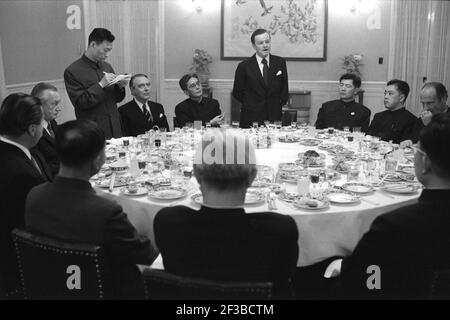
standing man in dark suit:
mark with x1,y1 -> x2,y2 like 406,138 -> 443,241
0,93 -> 45,298
154,130 -> 298,298
25,120 -> 157,298
64,28 -> 128,139
325,113 -> 450,299
232,28 -> 289,128
30,82 -> 62,179
119,74 -> 169,136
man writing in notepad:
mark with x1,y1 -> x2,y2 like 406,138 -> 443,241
64,28 -> 129,139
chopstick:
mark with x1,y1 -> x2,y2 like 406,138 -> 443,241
361,198 -> 379,206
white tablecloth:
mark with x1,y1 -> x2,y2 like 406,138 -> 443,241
96,138 -> 419,267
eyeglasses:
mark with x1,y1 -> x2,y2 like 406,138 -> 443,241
411,145 -> 427,156
187,81 -> 201,89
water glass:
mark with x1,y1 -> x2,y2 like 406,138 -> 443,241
328,127 -> 335,134
347,166 -> 360,181
385,158 -> 397,172
274,121 -> 282,129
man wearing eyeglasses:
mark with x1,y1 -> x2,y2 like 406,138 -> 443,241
401,82 -> 449,147
324,112 -> 450,299
175,73 -> 223,128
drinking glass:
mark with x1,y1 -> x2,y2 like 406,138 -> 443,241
328,127 -> 335,134
253,122 -> 259,129
274,121 -> 282,129
232,121 -> 239,128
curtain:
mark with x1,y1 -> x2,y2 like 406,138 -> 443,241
84,0 -> 160,101
390,0 -> 450,116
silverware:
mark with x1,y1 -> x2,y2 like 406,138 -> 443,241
378,191 -> 395,199
109,173 -> 116,193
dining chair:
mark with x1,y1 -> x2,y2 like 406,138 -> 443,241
142,268 -> 273,300
11,228 -> 113,299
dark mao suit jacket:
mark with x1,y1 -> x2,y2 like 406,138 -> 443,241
119,99 -> 169,137
232,54 -> 289,128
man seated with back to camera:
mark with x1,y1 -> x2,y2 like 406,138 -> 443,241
25,120 -> 158,298
324,112 -> 450,299
154,129 -> 299,298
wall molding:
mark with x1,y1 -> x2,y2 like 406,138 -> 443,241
161,79 -> 386,126
5,78 -> 76,124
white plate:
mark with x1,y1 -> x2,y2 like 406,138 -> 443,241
191,190 -> 265,205
278,192 -> 300,203
95,178 -> 129,188
293,198 -> 329,210
299,139 -> 322,146
381,184 -> 420,194
327,192 -> 360,204
342,183 -> 374,194
279,136 -> 300,143
120,187 -> 148,196
148,188 -> 187,200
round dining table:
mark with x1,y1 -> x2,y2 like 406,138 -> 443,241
94,128 -> 420,267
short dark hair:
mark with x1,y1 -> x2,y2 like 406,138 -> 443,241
30,82 -> 58,100
55,120 -> 105,168
387,79 -> 410,102
422,82 -> 448,101
179,73 -> 198,91
129,73 -> 149,89
251,29 -> 269,44
0,93 -> 42,137
420,112 -> 450,178
88,28 -> 115,45
339,73 -> 362,88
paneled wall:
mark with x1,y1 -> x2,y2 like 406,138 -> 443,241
161,80 -> 387,130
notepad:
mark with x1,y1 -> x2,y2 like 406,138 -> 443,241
106,74 -> 131,86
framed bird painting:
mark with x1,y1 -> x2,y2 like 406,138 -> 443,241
221,0 -> 328,61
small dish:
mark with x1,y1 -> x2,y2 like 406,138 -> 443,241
342,182 -> 374,194
120,187 -> 148,196
381,184 -> 420,194
293,197 -> 329,210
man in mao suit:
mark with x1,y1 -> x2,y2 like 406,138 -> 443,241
30,82 -> 63,179
232,28 -> 289,128
119,74 -> 169,136
64,28 -> 127,139
0,93 -> 46,298
324,113 -> 450,299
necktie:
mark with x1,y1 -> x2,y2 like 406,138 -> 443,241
262,58 -> 269,86
143,103 -> 153,123
47,125 -> 55,139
